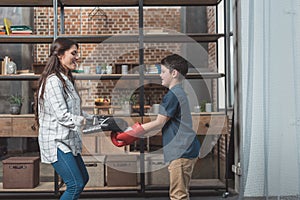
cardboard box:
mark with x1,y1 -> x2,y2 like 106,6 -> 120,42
106,155 -> 138,186
2,156 -> 40,189
83,155 -> 105,188
145,154 -> 169,185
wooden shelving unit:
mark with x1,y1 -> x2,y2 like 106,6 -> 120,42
0,0 -> 231,197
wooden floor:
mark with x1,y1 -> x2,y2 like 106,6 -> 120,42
0,182 -> 55,192
0,182 -> 142,192
0,179 -> 226,192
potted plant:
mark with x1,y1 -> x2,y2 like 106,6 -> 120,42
200,100 -> 207,112
7,94 -> 23,115
119,94 -> 138,115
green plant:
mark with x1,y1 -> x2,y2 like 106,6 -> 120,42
7,94 -> 24,106
200,100 -> 207,112
130,94 -> 137,106
120,94 -> 137,106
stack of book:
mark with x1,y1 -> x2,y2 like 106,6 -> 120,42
146,64 -> 161,74
3,18 -> 33,35
10,25 -> 33,35
0,25 -> 5,35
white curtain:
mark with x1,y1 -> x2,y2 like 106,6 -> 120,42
240,0 -> 300,198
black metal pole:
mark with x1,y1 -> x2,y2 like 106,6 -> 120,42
138,0 -> 145,194
53,0 -> 57,39
60,5 -> 65,34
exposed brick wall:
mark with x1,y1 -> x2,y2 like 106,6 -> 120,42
33,7 -> 181,108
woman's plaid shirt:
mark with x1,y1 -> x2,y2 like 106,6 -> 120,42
38,73 -> 84,164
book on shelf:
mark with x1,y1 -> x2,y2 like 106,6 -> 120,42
10,25 -> 33,34
3,18 -> 33,35
3,18 -> 11,35
0,25 -> 5,35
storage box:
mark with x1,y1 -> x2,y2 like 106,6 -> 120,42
97,135 -> 126,155
83,155 -> 105,188
82,135 -> 98,155
2,156 -> 40,189
106,155 -> 138,186
145,154 -> 169,185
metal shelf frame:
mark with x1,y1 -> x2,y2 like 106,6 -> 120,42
0,0 -> 231,197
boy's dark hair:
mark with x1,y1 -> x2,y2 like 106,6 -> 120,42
160,54 -> 188,79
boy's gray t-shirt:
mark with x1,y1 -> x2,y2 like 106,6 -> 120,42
159,84 -> 201,163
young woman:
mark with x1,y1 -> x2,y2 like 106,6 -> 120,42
35,38 -> 90,200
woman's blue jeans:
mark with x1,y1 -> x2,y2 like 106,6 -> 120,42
52,149 -> 89,200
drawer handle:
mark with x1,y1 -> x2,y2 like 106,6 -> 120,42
31,124 -> 36,131
9,165 -> 27,169
85,163 -> 97,167
205,123 -> 210,128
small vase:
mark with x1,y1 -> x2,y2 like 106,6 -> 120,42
10,104 -> 21,115
122,101 -> 132,115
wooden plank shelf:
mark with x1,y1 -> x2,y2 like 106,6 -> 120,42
59,33 -> 224,43
59,34 -> 138,44
0,35 -> 54,43
0,73 -> 224,81
59,0 -> 221,7
0,0 -> 53,7
0,34 -> 223,44
0,33 -> 224,44
144,33 -> 224,43
0,0 -> 220,7
72,73 -> 225,80
0,74 -> 40,80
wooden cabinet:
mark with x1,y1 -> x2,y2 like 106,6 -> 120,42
0,115 -> 37,137
193,114 -> 228,135
143,114 -> 228,136
12,117 -> 37,137
0,118 -> 12,136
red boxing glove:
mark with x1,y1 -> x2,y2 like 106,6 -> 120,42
110,131 -> 126,147
116,122 -> 145,145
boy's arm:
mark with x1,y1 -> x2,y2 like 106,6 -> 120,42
111,114 -> 169,146
142,114 -> 169,134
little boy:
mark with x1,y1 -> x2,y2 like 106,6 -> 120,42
111,54 -> 200,200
